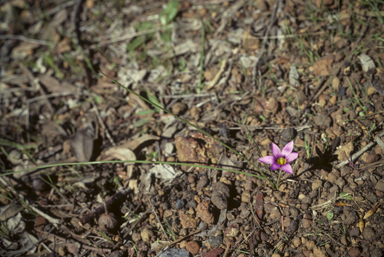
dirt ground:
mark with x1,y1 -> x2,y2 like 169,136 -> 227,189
1,0 -> 384,257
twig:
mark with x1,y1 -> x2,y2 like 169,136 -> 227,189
149,198 -> 170,241
162,93 -> 216,99
336,130 -> 384,168
206,59 -> 227,90
90,102 -> 116,146
0,35 -> 52,46
0,176 -> 61,227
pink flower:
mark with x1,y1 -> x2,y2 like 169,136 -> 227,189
258,141 -> 298,174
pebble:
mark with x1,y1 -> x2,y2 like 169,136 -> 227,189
305,239 -> 315,249
208,235 -> 223,248
309,190 -> 318,198
164,210 -> 173,218
335,177 -> 346,188
243,180 -> 253,191
140,227 -> 153,242
196,176 -> 209,189
172,102 -> 186,116
227,212 -> 235,221
312,179 -> 322,190
269,207 -> 281,221
340,234 -> 347,245
281,128 -> 297,141
260,138 -> 271,146
188,174 -> 196,183
186,200 -> 197,208
179,211 -> 197,229
287,220 -> 299,234
271,254 -> 281,257
179,240 -> 188,248
240,209 -> 251,219
347,247 -> 361,257
109,250 -> 124,257
342,210 -> 357,225
186,241 -> 200,255
302,219 -> 312,229
362,227 -> 375,241
301,196 -> 312,204
327,173 -> 338,184
197,221 -> 207,231
161,203 -> 170,210
159,248 -> 190,257
211,182 -> 230,209
375,179 -> 384,192
283,217 -> 291,227
301,203 -> 309,210
293,237 -> 301,247
366,153 -> 379,164
312,246 -> 327,257
289,207 -> 299,217
241,191 -> 250,203
175,199 -> 185,209
132,232 -> 141,243
298,193 -> 306,200
313,114 -> 332,127
349,227 -> 360,237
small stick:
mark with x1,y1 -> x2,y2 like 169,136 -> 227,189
0,35 -> 52,46
336,130 -> 384,168
0,177 -> 61,226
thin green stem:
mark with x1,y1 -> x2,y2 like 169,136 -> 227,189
1,160 -> 267,180
103,74 -> 274,188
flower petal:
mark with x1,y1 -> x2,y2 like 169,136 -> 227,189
271,143 -> 282,158
258,156 -> 275,164
286,152 -> 298,162
281,164 -> 293,174
271,162 -> 280,171
282,141 -> 294,157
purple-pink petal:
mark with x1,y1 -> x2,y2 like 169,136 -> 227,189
258,156 -> 275,164
270,162 -> 281,171
286,152 -> 298,162
281,141 -> 294,157
271,143 -> 282,158
281,163 -> 293,174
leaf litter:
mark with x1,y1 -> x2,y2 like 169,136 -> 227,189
0,0 -> 384,257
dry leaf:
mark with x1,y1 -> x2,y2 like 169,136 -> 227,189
39,74 -> 78,93
70,128 -> 94,162
41,121 -> 67,137
313,54 -> 334,76
358,54 -> 375,72
0,205 -> 24,221
358,216 -> 364,233
120,135 -> 160,151
97,146 -> 136,178
289,65 -> 300,87
363,201 -> 381,219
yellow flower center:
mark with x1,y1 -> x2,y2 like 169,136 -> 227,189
276,157 -> 287,165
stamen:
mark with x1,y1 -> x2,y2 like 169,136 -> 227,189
276,157 -> 287,165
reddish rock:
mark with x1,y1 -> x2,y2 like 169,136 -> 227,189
348,247 -> 361,257
196,201 -> 214,224
186,241 -> 200,255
